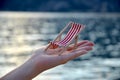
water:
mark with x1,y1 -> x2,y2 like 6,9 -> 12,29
0,12 -> 120,80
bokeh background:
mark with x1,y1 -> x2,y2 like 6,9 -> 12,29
0,0 -> 120,80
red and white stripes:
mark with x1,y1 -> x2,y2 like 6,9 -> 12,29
53,22 -> 84,46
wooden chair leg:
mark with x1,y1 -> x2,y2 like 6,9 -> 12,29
44,43 -> 51,51
58,46 -> 66,56
55,34 -> 62,42
74,35 -> 78,49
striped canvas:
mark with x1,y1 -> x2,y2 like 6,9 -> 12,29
51,22 -> 84,47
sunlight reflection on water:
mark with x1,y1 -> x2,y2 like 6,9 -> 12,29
0,12 -> 120,80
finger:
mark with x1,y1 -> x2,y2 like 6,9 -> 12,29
67,40 -> 89,51
75,46 -> 93,51
62,45 -> 93,55
77,40 -> 90,47
59,50 -> 88,64
68,50 -> 88,60
58,46 -> 93,64
67,41 -> 94,51
69,40 -> 89,47
78,41 -> 94,47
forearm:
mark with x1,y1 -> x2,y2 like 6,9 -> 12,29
1,59 -> 43,80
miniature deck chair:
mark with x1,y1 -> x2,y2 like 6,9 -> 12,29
45,21 -> 85,55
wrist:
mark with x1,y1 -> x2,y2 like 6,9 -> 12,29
1,58 -> 43,80
17,58 -> 43,79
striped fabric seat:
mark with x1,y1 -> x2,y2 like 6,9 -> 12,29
51,22 -> 84,46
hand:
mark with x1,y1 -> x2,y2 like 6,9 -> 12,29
29,40 -> 94,77
1,40 -> 94,80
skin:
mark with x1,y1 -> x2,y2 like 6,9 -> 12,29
1,40 -> 94,80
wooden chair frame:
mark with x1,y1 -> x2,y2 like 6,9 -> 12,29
45,21 -> 85,55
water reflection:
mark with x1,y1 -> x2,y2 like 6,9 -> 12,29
0,12 -> 120,80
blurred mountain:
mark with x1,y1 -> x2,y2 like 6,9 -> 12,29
0,0 -> 120,12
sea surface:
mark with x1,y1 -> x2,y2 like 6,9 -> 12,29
0,12 -> 120,80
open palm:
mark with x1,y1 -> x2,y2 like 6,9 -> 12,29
31,40 -> 94,72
